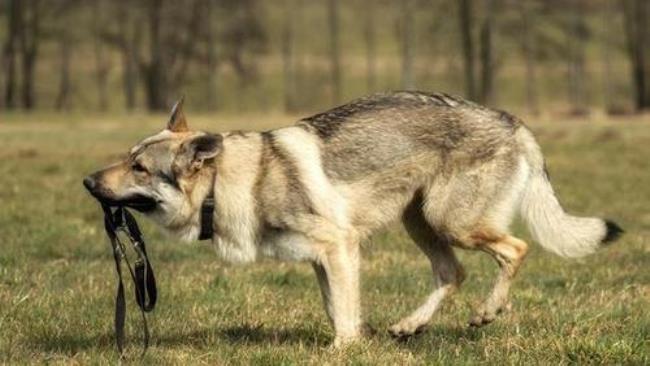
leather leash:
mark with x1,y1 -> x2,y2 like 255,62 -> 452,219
99,196 -> 214,357
101,204 -> 157,358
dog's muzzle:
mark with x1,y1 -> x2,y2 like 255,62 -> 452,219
83,175 -> 157,213
83,175 -> 98,192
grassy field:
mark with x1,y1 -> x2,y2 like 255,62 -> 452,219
0,112 -> 648,365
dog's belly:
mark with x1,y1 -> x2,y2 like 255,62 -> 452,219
259,230 -> 322,262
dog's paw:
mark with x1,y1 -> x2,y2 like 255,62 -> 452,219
468,311 -> 496,327
332,335 -> 360,348
388,320 -> 426,339
468,302 -> 511,327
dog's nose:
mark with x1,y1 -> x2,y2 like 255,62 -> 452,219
83,176 -> 96,192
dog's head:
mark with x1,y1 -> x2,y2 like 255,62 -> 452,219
84,98 -> 222,238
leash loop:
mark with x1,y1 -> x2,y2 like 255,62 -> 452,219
97,191 -> 212,357
101,204 -> 157,358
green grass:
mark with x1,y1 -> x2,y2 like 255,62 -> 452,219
0,112 -> 648,364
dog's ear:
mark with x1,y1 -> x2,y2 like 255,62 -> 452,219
167,96 -> 189,132
177,134 -> 223,172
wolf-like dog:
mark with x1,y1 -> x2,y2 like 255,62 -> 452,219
84,91 -> 622,346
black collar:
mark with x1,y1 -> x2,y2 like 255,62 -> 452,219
198,194 -> 214,240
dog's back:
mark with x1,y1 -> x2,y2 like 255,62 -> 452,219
294,92 -> 526,237
297,91 -> 522,182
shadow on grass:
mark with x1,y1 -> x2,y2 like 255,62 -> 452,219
393,324 -> 487,350
29,332 -> 114,355
219,323 -> 329,346
30,323 -> 329,355
155,323 -> 329,347
31,323 -> 478,354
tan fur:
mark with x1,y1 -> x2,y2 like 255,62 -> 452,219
85,93 -> 621,347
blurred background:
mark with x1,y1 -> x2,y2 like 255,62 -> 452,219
1,2 -> 649,363
0,0 -> 649,117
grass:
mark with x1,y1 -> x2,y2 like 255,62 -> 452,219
0,112 -> 648,364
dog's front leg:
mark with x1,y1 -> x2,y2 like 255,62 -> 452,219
312,262 -> 333,324
313,240 -> 361,347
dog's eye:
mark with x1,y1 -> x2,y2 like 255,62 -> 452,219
131,162 -> 148,174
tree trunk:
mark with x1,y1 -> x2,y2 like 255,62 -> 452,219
601,0 -> 615,113
94,45 -> 110,112
93,0 -> 110,112
327,0 -> 341,104
478,0 -> 495,104
122,34 -> 139,111
20,0 -> 39,110
3,0 -> 21,109
282,0 -> 295,112
567,0 -> 588,115
622,0 -> 650,110
205,0 -> 218,110
400,0 -> 415,89
55,36 -> 72,110
124,8 -> 140,111
363,0 -> 376,92
143,0 -> 167,111
458,0 -> 476,100
168,0 -> 202,92
519,0 -> 538,115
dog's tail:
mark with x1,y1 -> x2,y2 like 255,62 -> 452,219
517,128 -> 623,258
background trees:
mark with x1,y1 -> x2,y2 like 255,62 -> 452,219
0,0 -> 647,114
622,0 -> 650,110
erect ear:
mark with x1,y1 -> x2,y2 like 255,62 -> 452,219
167,96 -> 189,132
178,134 -> 223,171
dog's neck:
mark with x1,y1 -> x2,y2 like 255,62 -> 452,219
162,163 -> 218,242
209,132 -> 265,263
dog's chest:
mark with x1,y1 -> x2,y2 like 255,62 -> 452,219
259,230 -> 321,262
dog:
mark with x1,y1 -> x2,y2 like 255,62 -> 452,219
84,91 -> 622,346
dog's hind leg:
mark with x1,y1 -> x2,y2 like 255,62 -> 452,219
467,229 -> 528,327
388,198 -> 465,338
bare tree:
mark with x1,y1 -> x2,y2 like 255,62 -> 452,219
363,0 -> 377,92
204,0 -> 218,110
100,0 -> 141,110
600,0 -> 617,113
52,1 -> 78,111
399,0 -> 415,89
55,32 -> 72,110
479,0 -> 495,104
92,0 -> 110,111
294,0 -> 306,109
622,0 -> 650,110
458,0 -> 476,100
220,0 -> 267,84
566,0 -> 588,115
3,0 -> 21,109
141,0 -> 167,111
135,0 -> 203,110
20,0 -> 40,109
327,0 -> 341,104
519,0 -> 539,115
282,0 -> 296,111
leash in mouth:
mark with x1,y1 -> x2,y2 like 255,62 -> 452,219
94,196 -> 214,358
101,204 -> 157,358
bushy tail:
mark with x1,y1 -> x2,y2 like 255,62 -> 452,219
517,128 -> 622,258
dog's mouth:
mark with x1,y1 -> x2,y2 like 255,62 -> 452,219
84,177 -> 157,213
91,191 -> 157,213
105,194 -> 157,213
